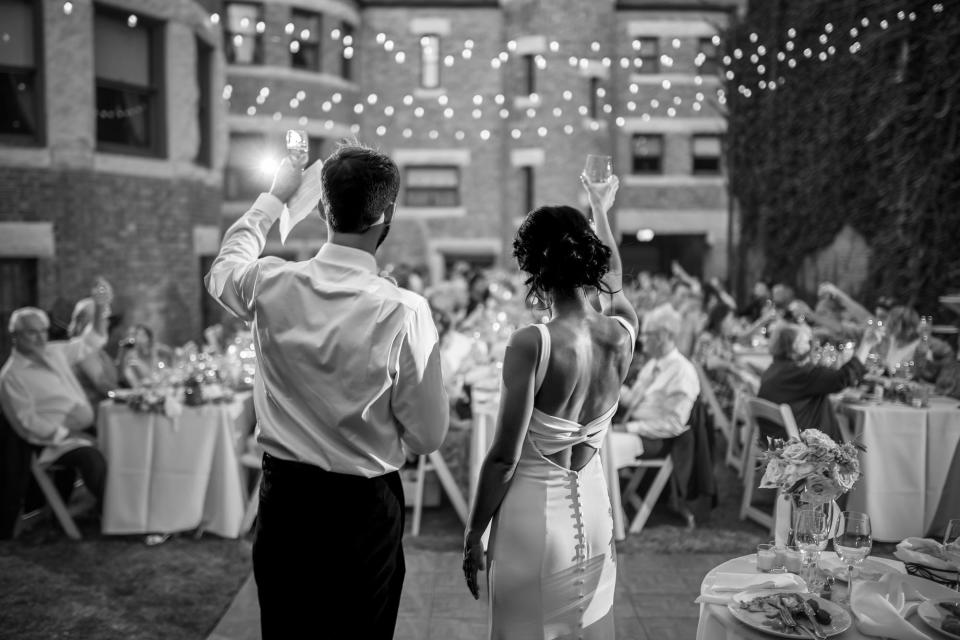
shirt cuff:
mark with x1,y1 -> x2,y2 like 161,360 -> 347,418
253,193 -> 285,222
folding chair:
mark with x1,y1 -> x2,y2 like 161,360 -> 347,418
409,451 -> 468,536
25,454 -> 82,540
738,397 -> 799,532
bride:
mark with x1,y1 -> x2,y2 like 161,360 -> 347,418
463,175 -> 638,639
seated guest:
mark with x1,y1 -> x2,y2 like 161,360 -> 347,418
693,303 -> 759,407
68,298 -> 119,408
117,323 -> 169,388
617,304 -> 701,457
0,281 -> 113,512
758,322 -> 881,442
875,305 -> 954,381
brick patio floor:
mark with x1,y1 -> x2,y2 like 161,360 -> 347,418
208,548 -> 729,640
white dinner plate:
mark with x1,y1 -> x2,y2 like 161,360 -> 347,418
728,589 -> 852,638
918,599 -> 960,639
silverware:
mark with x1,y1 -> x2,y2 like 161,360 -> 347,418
777,597 -> 817,639
799,598 -> 828,640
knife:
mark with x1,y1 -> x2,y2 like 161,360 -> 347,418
799,598 -> 828,640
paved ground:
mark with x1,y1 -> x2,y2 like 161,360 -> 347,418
208,548 -> 728,640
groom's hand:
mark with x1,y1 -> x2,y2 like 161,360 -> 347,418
268,157 -> 304,204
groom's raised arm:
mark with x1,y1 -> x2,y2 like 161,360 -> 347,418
206,158 -> 303,320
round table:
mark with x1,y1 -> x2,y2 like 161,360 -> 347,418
695,552 -> 940,640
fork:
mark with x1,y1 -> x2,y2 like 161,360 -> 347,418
777,598 -> 817,639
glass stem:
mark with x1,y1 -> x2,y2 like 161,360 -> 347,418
848,564 -> 854,600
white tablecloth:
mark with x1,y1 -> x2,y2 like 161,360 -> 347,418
841,396 -> 960,542
696,553 -> 953,640
98,395 -> 255,538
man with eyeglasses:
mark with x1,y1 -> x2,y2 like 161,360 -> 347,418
0,281 -> 112,535
616,303 -> 700,457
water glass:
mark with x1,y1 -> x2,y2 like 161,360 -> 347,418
834,511 -> 873,605
582,154 -> 613,184
795,509 -> 831,590
757,543 -> 781,573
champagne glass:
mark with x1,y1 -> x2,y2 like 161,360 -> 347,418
794,508 -> 831,591
945,519 -> 960,590
582,154 -> 613,184
833,511 -> 872,605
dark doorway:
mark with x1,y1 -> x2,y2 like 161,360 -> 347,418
620,233 -> 707,281
0,258 -> 39,363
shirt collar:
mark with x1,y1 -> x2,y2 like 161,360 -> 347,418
314,243 -> 379,274
653,347 -> 681,368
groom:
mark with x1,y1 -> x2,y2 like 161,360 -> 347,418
206,142 -> 449,638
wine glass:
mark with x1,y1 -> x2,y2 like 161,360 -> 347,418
582,154 -> 613,184
946,519 -> 960,590
833,511 -> 872,605
794,508 -> 831,591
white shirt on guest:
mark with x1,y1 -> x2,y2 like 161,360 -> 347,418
205,194 -> 449,478
619,346 -> 700,439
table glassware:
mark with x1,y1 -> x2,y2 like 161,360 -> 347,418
946,518 -> 960,591
582,154 -> 613,184
795,508 -> 831,591
833,511 -> 872,605
757,543 -> 780,572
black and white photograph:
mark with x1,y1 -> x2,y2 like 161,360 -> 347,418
1,0 -> 959,638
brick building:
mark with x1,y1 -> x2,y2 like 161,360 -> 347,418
216,0 -> 739,283
0,0 -> 740,357
0,0 -> 225,357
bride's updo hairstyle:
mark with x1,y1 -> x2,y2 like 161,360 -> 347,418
513,205 -> 612,304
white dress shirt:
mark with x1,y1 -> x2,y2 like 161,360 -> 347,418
619,347 -> 700,439
206,194 -> 449,477
0,327 -> 105,462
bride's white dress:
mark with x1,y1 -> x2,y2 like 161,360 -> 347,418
488,321 -> 631,640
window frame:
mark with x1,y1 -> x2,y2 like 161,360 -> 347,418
521,165 -> 534,215
631,134 -> 664,174
224,2 -> 264,66
691,134 -> 722,175
403,165 -> 461,208
224,131 -> 272,202
93,5 -> 166,157
523,53 -> 536,95
632,37 -> 660,74
0,0 -> 44,146
290,8 -> 322,71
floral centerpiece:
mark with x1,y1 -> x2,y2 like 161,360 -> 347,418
759,428 -> 863,504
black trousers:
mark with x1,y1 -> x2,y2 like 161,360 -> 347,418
252,453 -> 406,640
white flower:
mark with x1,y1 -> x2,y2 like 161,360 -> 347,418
800,429 -> 837,449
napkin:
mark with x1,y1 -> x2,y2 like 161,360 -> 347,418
850,573 -> 931,640
696,572 -> 805,604
279,160 -> 325,244
895,537 -> 960,571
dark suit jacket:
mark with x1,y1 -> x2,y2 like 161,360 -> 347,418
758,356 -> 866,442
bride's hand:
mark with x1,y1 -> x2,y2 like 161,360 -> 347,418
463,532 -> 486,600
580,174 -> 619,219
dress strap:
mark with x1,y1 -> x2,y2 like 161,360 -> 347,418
612,316 -> 637,354
533,324 -> 551,393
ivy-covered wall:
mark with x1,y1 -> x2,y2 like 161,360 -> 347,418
724,0 -> 960,315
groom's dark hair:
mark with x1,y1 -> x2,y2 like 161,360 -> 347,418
320,140 -> 399,233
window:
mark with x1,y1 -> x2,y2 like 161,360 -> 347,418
631,134 -> 663,174
632,37 -> 659,74
290,9 -> 321,71
224,3 -> 263,65
692,135 -> 722,174
0,0 -> 41,143
404,166 -> 460,207
588,77 -> 600,119
521,166 -> 534,215
224,132 -> 274,201
340,21 -> 355,80
308,136 -> 325,165
420,35 -> 440,89
195,37 -> 213,166
697,37 -> 720,75
0,258 -> 38,363
523,54 -> 536,95
94,7 -> 164,155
